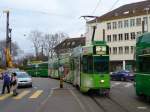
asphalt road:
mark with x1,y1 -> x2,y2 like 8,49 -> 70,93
0,78 -> 150,112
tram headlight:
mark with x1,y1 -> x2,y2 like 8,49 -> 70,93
100,80 -> 105,83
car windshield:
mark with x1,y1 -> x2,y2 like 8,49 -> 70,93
17,73 -> 30,78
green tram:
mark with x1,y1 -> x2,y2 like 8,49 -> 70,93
49,41 -> 110,94
25,62 -> 48,77
135,33 -> 150,98
49,57 -> 59,78
71,41 -> 110,93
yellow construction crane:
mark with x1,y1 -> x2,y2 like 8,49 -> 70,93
3,10 -> 13,68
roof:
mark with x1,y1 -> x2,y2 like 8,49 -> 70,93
88,0 -> 150,23
54,37 -> 86,54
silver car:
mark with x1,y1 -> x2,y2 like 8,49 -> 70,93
15,72 -> 32,87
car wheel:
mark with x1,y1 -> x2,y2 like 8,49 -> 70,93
30,85 -> 32,88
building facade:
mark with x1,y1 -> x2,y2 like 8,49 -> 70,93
86,0 -> 150,71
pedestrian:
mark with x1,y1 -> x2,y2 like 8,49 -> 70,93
1,71 -> 10,94
11,73 -> 18,96
59,65 -> 64,77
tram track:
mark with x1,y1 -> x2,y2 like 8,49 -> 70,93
90,95 -> 130,112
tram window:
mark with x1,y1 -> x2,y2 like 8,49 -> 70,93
88,56 -> 93,73
139,57 -> 150,73
82,56 -> 88,73
141,37 -> 150,43
82,56 -> 93,73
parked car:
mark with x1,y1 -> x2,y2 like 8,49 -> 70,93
111,70 -> 134,81
15,71 -> 32,87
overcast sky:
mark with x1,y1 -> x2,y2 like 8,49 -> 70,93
0,0 -> 145,55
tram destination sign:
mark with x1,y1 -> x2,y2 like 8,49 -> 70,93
96,46 -> 106,55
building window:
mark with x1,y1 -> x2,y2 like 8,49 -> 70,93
130,19 -> 135,27
107,35 -> 111,42
125,33 -> 129,40
137,31 -> 142,36
113,47 -> 117,54
118,21 -> 123,28
125,46 -> 129,54
131,46 -> 134,54
136,18 -> 141,26
124,20 -> 129,28
131,32 -> 135,40
112,22 -> 117,29
109,48 -> 111,54
107,23 -> 111,30
118,34 -> 123,41
119,47 -> 123,54
143,17 -> 148,25
113,34 -> 117,41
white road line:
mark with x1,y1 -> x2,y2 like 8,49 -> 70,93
51,87 -> 59,90
137,106 -> 147,110
111,82 -> 121,87
36,89 -> 54,112
33,87 -> 38,89
124,83 -> 133,88
70,90 -> 87,112
41,89 -> 53,105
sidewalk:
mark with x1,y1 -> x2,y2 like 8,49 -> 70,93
36,86 -> 85,112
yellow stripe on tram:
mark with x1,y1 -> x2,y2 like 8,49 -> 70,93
0,92 -> 13,100
29,90 -> 43,99
13,90 -> 30,100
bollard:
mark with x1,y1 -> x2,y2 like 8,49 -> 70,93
60,77 -> 63,88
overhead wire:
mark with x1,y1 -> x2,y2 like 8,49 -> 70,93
108,0 -> 120,12
91,0 -> 102,15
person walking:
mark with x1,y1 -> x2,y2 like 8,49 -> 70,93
1,72 -> 10,94
11,73 -> 18,96
59,65 -> 64,88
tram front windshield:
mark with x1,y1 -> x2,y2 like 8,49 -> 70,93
82,55 -> 109,74
93,56 -> 109,73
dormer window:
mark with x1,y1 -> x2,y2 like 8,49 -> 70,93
115,13 -> 118,16
144,7 -> 150,11
123,11 -> 129,15
132,10 -> 135,14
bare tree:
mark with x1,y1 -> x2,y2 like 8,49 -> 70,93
43,32 -> 68,58
28,30 -> 43,58
29,30 -> 68,59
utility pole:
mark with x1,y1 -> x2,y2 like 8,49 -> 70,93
3,10 -> 12,67
4,10 -> 12,52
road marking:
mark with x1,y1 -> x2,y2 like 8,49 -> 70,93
111,82 -> 121,87
36,89 -> 54,112
137,106 -> 147,110
13,90 -> 30,100
29,90 -> 43,99
70,90 -> 87,112
124,83 -> 133,88
33,87 -> 38,89
0,93 -> 13,100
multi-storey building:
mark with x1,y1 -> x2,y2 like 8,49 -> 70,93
86,0 -> 150,71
